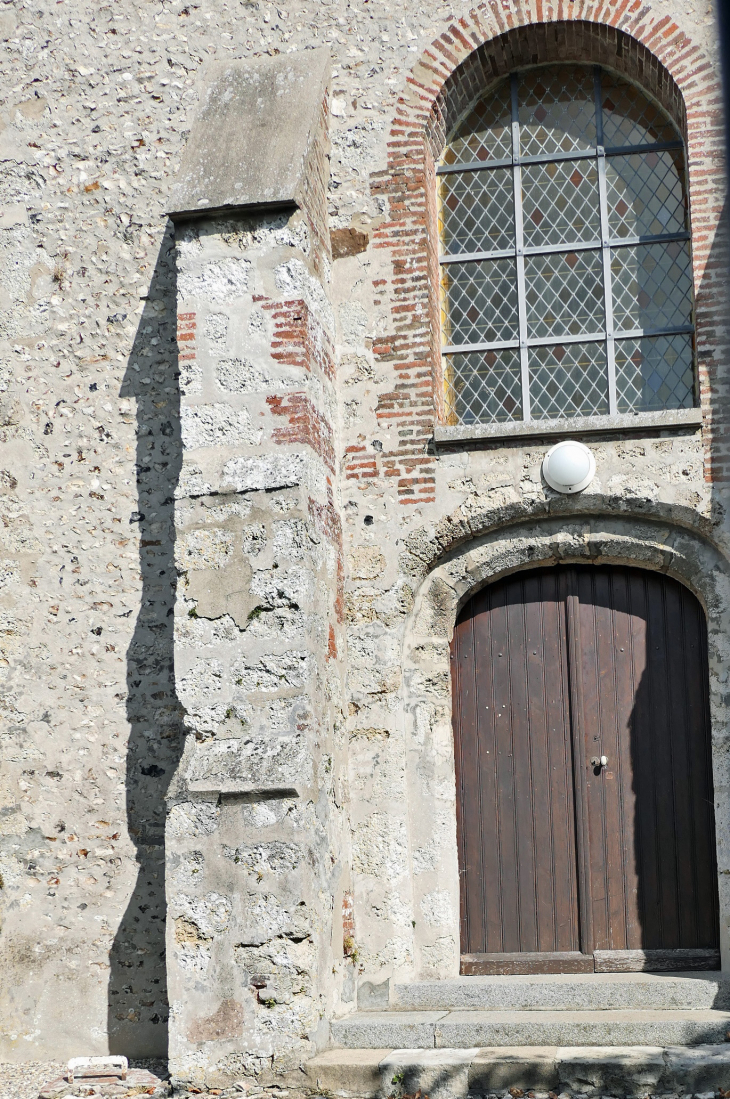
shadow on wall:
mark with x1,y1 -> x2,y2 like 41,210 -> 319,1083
107,221 -> 184,1058
571,568 -> 720,954
627,585 -> 719,949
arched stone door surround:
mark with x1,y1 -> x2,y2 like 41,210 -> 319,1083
400,509 -> 730,978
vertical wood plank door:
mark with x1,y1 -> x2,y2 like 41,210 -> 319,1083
452,565 -> 719,975
452,569 -> 583,965
575,567 -> 719,956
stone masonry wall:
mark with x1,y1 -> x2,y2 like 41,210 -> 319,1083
0,0 -> 726,1083
166,205 -> 348,1090
335,0 -> 730,1003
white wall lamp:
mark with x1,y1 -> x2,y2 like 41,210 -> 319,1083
542,439 -> 596,494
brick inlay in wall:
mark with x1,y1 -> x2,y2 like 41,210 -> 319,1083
371,5 -> 727,488
263,297 -> 335,382
268,391 -> 335,473
177,311 -> 196,363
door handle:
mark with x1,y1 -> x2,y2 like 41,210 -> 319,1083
590,755 -> 608,769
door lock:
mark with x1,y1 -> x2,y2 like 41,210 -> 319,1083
590,755 -> 608,769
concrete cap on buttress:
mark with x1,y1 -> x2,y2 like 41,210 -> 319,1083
168,47 -> 331,219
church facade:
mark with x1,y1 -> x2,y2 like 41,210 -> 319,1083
0,0 -> 729,1092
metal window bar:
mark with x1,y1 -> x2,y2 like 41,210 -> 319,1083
511,72 -> 531,421
439,65 -> 695,425
443,324 -> 695,356
439,231 -> 691,265
595,66 -> 617,415
436,141 -> 685,176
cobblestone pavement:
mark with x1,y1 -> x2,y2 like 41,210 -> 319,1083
0,1063 -> 65,1099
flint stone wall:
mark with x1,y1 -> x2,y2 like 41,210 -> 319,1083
0,0 -> 727,1091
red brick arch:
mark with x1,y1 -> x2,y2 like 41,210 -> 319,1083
367,3 -> 726,502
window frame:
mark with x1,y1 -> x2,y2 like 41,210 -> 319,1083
437,65 -> 696,427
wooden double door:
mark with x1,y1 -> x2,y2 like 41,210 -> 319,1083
452,565 -> 719,974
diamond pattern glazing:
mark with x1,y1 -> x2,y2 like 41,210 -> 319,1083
441,258 -> 518,346
615,334 -> 694,412
611,240 -> 692,333
442,79 -> 512,166
522,159 -> 600,248
525,251 -> 604,339
606,151 -> 686,239
439,65 -> 695,423
530,342 -> 609,418
438,169 -> 515,255
519,65 -> 596,157
602,73 -> 680,148
444,348 -> 523,424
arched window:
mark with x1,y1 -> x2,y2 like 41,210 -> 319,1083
438,65 -> 695,426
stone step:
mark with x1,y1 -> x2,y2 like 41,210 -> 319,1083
306,1044 -> 730,1099
390,973 -> 730,1013
331,1009 -> 730,1050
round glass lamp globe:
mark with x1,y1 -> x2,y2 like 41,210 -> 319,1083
542,440 -> 596,494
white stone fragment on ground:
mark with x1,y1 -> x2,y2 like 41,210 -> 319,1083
68,1055 -> 127,1083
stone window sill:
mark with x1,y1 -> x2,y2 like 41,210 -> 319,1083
433,408 -> 703,447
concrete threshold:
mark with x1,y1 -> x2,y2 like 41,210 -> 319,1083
390,973 -> 730,1013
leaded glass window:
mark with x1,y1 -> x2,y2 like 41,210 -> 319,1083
438,65 -> 695,425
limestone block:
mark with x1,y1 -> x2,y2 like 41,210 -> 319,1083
176,528 -> 234,571
663,1044 -> 730,1093
331,1011 -> 447,1050
380,1048 -> 478,1099
250,564 -> 313,608
180,403 -> 260,449
391,975 -> 730,1012
232,651 -> 312,692
350,546 -> 387,579
221,452 -> 306,493
215,355 -> 299,393
351,812 -> 408,879
241,523 -> 267,556
204,312 -> 228,348
184,734 -> 311,794
304,1049 -> 390,1098
556,1046 -> 665,1097
223,840 -> 301,874
469,1047 -> 559,1091
177,891 -> 231,933
167,801 -> 220,839
177,257 -> 251,303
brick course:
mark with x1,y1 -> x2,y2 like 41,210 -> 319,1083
372,5 -> 727,494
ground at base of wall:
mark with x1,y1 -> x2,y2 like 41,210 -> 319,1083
165,1087 -> 730,1099
459,1092 -> 729,1099
0,1062 -> 66,1099
169,1085 -> 730,1094
0,1060 -> 168,1099
2,1070 -> 730,1099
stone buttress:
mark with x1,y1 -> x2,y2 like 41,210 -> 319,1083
164,50 -> 350,1090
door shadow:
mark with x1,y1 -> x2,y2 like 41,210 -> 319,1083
567,566 -> 719,968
